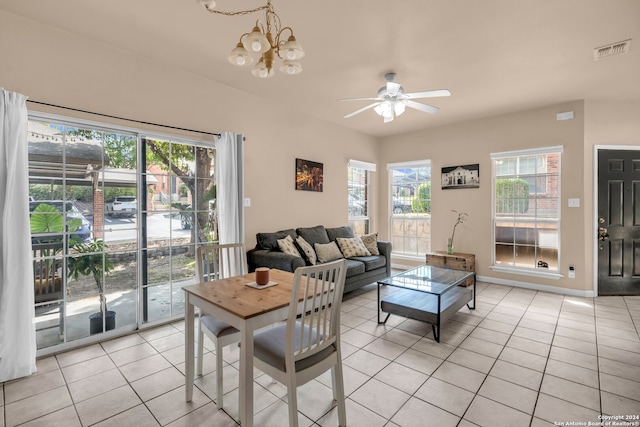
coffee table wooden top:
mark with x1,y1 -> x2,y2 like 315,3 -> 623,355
183,269 -> 297,320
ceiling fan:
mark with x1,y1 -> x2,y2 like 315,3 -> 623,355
339,72 -> 451,123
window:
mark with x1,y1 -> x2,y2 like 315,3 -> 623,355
492,146 -> 562,274
348,160 -> 375,235
388,161 -> 431,257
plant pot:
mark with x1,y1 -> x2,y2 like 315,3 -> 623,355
89,310 -> 116,334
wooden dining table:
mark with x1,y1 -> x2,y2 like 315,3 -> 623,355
183,269 -> 297,427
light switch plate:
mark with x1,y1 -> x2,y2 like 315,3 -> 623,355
568,198 -> 580,208
244,198 -> 251,207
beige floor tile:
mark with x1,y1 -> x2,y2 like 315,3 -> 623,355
381,328 -> 422,347
18,405 -> 81,427
119,353 -> 172,382
597,324 -> 640,341
353,319 -> 395,337
341,328 -> 378,348
362,337 -> 408,360
544,359 -> 599,389
100,333 -> 146,353
317,364 -> 370,397
467,326 -> 510,346
523,311 -> 559,325
459,336 -> 504,358
478,376 -> 538,414
499,347 -> 547,372
598,344 -> 640,367
249,398 -> 314,427
477,318 -> 516,335
600,373 -> 640,402
558,310 -> 595,324
4,369 -> 65,404
414,377 -> 474,416
489,360 -> 543,391
55,343 -> 106,368
373,362 -> 428,395
67,368 -> 127,403
61,354 -> 116,383
440,319 -> 476,335
75,385 -> 141,426
145,384 -> 210,426
507,335 -> 551,356
4,385 -> 72,427
492,305 -> 526,318
464,395 -> 531,427
447,347 -> 496,374
343,349 -> 391,377
317,398 -> 387,427
517,318 -> 557,334
555,326 -> 596,343
596,316 -> 637,332
512,326 -> 554,345
193,363 -> 239,402
166,402 -> 238,427
485,311 -> 521,325
411,337 -> 457,359
350,378 -> 410,419
438,331 -> 468,346
548,346 -> 598,370
557,317 -> 596,333
601,391 -> 640,417
341,312 -> 371,328
534,393 -> 602,424
34,356 -> 60,375
552,335 -> 598,356
214,381 -> 281,422
109,342 -> 159,366
432,361 -> 486,393
597,335 -> 640,353
394,348 -> 444,376
139,324 -> 182,342
391,397 -> 460,427
540,374 -> 600,411
148,331 -> 186,353
93,404 -> 161,427
599,357 -> 640,383
131,366 -> 185,402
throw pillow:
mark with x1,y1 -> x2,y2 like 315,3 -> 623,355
336,237 -> 371,258
360,233 -> 380,255
296,236 -> 317,265
326,225 -> 355,241
257,229 -> 297,251
314,241 -> 344,263
296,225 -> 330,247
277,235 -> 301,258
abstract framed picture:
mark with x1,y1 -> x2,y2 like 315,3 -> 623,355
295,158 -> 323,192
441,163 -> 479,189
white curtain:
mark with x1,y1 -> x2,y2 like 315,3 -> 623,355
0,88 -> 36,382
216,132 -> 244,244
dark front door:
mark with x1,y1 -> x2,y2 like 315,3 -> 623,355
597,149 -> 640,295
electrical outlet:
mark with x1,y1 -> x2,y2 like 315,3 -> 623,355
568,265 -> 575,279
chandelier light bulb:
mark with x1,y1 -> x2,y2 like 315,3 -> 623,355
251,41 -> 262,52
236,56 -> 246,66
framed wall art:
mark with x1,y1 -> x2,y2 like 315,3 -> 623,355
295,158 -> 323,192
441,163 -> 479,189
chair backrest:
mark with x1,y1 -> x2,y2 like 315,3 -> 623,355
286,259 -> 347,366
32,241 -> 65,303
197,243 -> 246,282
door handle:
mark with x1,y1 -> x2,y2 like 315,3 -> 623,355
598,227 -> 609,241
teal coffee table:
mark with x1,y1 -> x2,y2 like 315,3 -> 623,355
377,265 -> 476,342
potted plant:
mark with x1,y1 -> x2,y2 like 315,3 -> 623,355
67,240 -> 115,334
448,210 -> 468,255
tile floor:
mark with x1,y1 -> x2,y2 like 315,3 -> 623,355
2,281 -> 640,427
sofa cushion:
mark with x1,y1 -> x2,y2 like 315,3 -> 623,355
345,259 -> 366,277
297,225 -> 330,247
295,236 -> 317,265
314,241 -> 343,263
277,235 -> 301,257
326,226 -> 354,241
350,255 -> 386,272
360,232 -> 380,255
257,229 -> 297,251
336,237 -> 371,258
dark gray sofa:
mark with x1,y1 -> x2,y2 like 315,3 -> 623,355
247,225 -> 392,294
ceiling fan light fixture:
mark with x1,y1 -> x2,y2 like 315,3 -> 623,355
228,42 -> 254,66
394,101 -> 406,116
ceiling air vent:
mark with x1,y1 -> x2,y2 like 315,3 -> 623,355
594,39 -> 631,61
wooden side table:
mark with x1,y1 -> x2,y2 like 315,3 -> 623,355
425,251 -> 475,287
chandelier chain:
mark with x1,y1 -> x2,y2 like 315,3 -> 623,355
203,3 -> 268,17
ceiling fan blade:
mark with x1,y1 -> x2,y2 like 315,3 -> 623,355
338,97 -> 382,102
344,102 -> 381,119
406,100 -> 440,114
404,89 -> 451,99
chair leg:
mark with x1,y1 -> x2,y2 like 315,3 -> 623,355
196,323 -> 204,376
287,381 -> 299,427
215,337 -> 224,410
332,364 -> 347,427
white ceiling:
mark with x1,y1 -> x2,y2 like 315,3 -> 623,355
1,0 -> 639,137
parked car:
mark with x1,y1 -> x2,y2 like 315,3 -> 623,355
29,200 -> 92,243
107,196 -> 137,217
393,199 -> 413,214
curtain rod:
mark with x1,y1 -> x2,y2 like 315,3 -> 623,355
27,100 -> 221,138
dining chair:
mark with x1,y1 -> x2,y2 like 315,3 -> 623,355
252,259 -> 348,427
196,242 -> 245,410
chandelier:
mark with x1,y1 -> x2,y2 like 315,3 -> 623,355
199,0 -> 305,78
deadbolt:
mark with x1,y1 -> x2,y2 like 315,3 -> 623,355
598,217 -> 606,224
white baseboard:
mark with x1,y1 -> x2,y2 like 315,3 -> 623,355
477,275 -> 596,298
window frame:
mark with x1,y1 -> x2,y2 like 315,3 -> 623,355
490,145 -> 563,279
348,159 -> 375,235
